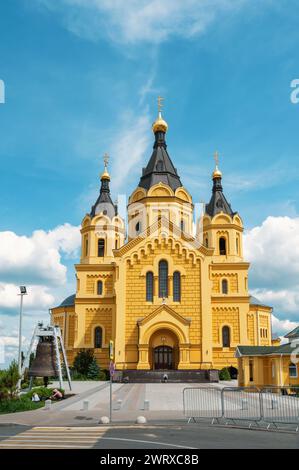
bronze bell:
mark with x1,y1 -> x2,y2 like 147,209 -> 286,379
29,337 -> 59,378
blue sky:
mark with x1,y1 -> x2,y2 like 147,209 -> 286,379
0,0 -> 299,365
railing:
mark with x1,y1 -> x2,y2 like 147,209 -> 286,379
183,387 -> 223,423
222,386 -> 262,425
260,386 -> 299,428
183,386 -> 299,430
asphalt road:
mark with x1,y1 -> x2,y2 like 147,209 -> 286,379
0,424 -> 298,449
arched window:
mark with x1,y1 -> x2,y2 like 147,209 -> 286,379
97,280 -> 103,295
222,279 -> 228,294
98,238 -> 105,257
205,238 -> 208,248
222,326 -> 230,347
85,237 -> 89,256
146,272 -> 154,302
159,260 -> 168,298
94,327 -> 103,348
115,238 -> 118,249
136,221 -> 141,234
173,271 -> 181,302
219,237 -> 227,255
289,363 -> 297,378
180,220 -> 185,232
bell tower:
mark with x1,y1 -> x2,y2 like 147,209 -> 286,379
203,152 -> 244,261
80,154 -> 125,265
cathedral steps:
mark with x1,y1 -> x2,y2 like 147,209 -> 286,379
113,369 -> 219,383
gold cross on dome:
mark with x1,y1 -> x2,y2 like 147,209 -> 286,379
157,96 -> 164,112
214,150 -> 219,167
103,153 -> 109,171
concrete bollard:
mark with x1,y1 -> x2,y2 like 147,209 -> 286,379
271,399 -> 278,410
143,400 -> 150,411
116,399 -> 122,410
100,416 -> 110,424
241,399 -> 248,410
45,399 -> 52,410
82,400 -> 89,411
136,416 -> 147,424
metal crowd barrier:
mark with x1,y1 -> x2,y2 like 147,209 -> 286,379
183,387 -> 223,423
222,386 -> 262,425
183,385 -> 299,430
260,386 -> 299,430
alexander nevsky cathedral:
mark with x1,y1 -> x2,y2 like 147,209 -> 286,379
51,102 -> 272,381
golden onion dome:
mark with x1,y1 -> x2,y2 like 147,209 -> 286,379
100,153 -> 110,180
212,165 -> 222,179
101,170 -> 110,181
152,111 -> 168,134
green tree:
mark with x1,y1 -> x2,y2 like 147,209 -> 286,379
219,367 -> 231,381
87,358 -> 100,380
0,361 -> 20,400
73,350 -> 94,376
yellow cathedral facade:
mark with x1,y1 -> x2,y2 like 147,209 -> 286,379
51,105 -> 273,379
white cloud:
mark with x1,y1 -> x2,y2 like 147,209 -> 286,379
272,315 -> 298,337
0,283 -> 55,314
244,216 -> 299,289
251,288 -> 299,315
36,0 -> 248,45
244,215 -> 299,334
0,224 -> 81,287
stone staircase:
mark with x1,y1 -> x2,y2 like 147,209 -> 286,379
113,369 -> 219,383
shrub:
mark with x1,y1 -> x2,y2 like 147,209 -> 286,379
73,350 -> 94,376
219,367 -> 231,381
98,370 -> 108,381
24,387 -> 64,401
0,396 -> 44,414
87,358 -> 101,380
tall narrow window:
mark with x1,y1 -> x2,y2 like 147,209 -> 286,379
249,359 -> 254,382
236,236 -> 240,255
94,327 -> 103,348
159,260 -> 168,298
136,221 -> 141,234
146,272 -> 154,302
97,280 -> 103,295
219,237 -> 227,255
289,363 -> 297,378
173,271 -> 181,302
222,279 -> 228,294
85,237 -> 89,256
222,326 -> 230,347
98,238 -> 105,257
180,220 -> 185,232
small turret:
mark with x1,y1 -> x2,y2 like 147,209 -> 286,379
90,153 -> 117,218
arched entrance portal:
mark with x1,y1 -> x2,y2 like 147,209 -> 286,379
149,329 -> 179,370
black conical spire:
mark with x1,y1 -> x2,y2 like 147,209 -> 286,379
138,106 -> 182,191
205,155 -> 235,218
90,154 -> 116,218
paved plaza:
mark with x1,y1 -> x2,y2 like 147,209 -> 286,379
0,381 -> 235,427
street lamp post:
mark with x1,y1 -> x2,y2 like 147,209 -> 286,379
17,286 -> 27,390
